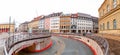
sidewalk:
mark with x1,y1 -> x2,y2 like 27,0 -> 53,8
95,34 -> 120,55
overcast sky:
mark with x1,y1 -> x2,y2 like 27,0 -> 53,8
0,0 -> 104,26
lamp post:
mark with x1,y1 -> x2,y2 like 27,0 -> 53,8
9,16 -> 11,37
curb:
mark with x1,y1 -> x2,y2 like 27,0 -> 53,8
73,38 -> 97,55
31,40 -> 53,53
60,35 -> 97,55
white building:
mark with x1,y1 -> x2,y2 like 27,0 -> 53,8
49,12 -> 62,33
37,12 -> 97,33
71,13 -> 93,33
71,14 -> 78,33
39,17 -> 45,33
50,17 -> 60,33
39,18 -> 45,29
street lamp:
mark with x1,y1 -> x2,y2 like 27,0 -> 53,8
9,16 -> 11,37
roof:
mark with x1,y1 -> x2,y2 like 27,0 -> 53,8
77,13 -> 92,18
31,15 -> 44,22
98,0 -> 106,11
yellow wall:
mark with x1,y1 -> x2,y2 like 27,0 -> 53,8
60,16 -> 71,33
0,24 -> 15,33
28,20 -> 39,29
99,0 -> 120,35
51,29 -> 59,33
99,0 -> 120,17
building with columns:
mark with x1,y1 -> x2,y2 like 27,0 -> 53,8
71,14 -> 78,33
0,23 -> 15,33
98,0 -> 120,35
70,13 -> 94,34
60,14 -> 71,33
27,12 -> 97,34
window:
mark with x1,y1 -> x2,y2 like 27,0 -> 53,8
113,0 -> 117,8
107,22 -> 109,29
107,5 -> 110,12
103,23 -> 105,30
100,24 -> 102,30
103,9 -> 105,15
113,19 -> 117,29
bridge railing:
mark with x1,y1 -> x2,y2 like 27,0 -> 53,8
5,32 -> 51,55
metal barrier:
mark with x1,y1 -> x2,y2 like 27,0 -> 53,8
85,34 -> 109,55
4,32 -> 51,55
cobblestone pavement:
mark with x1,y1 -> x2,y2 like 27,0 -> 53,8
95,34 -> 120,55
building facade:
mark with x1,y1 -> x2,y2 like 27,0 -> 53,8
49,12 -> 62,33
92,17 -> 98,33
27,12 -> 97,34
44,16 -> 50,32
0,24 -> 15,33
99,0 -> 120,35
50,17 -> 60,33
39,17 -> 45,31
71,14 -> 78,33
60,14 -> 71,33
28,16 -> 43,32
70,13 -> 94,34
19,22 -> 29,32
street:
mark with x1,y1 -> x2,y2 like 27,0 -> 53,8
18,36 -> 93,55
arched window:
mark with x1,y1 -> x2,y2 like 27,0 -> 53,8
103,23 -> 105,30
100,24 -> 102,30
107,22 -> 109,29
113,0 -> 117,8
113,19 -> 117,29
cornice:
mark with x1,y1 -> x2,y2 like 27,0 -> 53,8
99,4 -> 120,21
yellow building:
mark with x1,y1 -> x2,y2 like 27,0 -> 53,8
98,0 -> 120,35
60,14 -> 71,33
28,16 -> 42,31
0,24 -> 15,33
28,20 -> 39,29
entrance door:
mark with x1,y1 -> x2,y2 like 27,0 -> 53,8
78,30 -> 81,34
71,30 -> 76,33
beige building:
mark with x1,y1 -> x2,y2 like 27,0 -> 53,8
60,14 -> 71,33
98,0 -> 120,35
19,22 -> 29,32
28,16 -> 43,32
0,24 -> 15,33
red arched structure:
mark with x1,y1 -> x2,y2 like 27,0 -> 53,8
0,28 -> 9,33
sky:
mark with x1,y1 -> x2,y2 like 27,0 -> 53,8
0,0 -> 104,26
